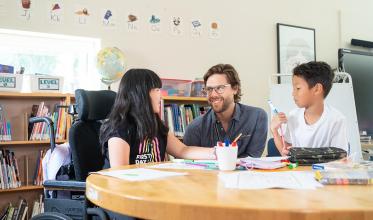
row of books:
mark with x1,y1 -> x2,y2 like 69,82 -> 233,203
0,105 -> 11,141
29,101 -> 68,141
31,195 -> 44,218
0,196 -> 44,220
0,199 -> 28,220
0,149 -> 21,189
163,104 -> 210,137
33,149 -> 46,186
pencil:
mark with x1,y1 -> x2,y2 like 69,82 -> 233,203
233,133 -> 242,143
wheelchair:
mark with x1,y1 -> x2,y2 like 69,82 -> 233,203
30,89 -> 116,220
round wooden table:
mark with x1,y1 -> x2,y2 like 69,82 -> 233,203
86,164 -> 373,220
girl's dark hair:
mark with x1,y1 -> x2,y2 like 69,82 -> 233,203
100,69 -> 168,146
293,61 -> 334,98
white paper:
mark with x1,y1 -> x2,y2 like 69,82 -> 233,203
219,171 -> 323,190
240,156 -> 287,169
93,168 -> 186,181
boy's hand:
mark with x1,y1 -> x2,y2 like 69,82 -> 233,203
281,145 -> 291,156
270,112 -> 287,133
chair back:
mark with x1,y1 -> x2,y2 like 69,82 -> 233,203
267,138 -> 281,157
69,89 -> 116,181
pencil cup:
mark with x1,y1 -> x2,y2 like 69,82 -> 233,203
216,146 -> 238,171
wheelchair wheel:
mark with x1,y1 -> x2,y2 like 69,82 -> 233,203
31,212 -> 73,220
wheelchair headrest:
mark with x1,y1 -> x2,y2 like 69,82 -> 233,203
75,89 -> 116,121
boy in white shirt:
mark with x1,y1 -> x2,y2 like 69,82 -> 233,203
270,61 -> 348,156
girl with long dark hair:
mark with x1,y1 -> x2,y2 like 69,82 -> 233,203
100,69 -> 215,167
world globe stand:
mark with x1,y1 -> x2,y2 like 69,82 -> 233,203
101,79 -> 114,91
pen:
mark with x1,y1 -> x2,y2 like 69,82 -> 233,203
267,100 -> 286,149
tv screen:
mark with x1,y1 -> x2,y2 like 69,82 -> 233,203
338,48 -> 373,135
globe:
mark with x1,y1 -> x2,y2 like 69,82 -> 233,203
97,47 -> 126,89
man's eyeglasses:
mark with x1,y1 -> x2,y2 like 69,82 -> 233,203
202,84 -> 231,95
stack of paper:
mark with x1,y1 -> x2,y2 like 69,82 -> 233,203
92,168 -> 186,181
239,156 -> 288,169
219,171 -> 323,190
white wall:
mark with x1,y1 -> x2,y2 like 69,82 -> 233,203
1,0 -> 372,111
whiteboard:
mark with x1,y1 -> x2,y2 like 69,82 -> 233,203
269,73 -> 362,160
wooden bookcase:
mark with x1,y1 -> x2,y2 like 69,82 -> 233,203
162,96 -> 208,140
0,92 -> 73,217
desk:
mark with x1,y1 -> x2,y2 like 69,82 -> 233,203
86,164 -> 373,220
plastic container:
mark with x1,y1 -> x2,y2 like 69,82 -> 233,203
191,80 -> 205,97
31,75 -> 64,93
161,78 -> 192,97
216,146 -> 238,171
0,73 -> 23,92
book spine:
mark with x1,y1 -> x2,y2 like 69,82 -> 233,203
0,150 -> 4,189
1,150 -> 9,189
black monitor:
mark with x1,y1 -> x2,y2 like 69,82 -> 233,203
338,48 -> 373,135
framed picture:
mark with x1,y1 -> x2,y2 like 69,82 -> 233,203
277,23 -> 316,81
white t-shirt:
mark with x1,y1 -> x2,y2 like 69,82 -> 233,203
284,104 -> 348,152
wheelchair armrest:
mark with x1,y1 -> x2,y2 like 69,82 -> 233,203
43,180 -> 86,191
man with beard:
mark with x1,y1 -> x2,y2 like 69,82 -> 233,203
183,64 -> 268,158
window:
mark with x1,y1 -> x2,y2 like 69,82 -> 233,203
0,28 -> 101,92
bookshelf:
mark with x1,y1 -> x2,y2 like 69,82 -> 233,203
162,96 -> 208,139
0,92 -> 73,218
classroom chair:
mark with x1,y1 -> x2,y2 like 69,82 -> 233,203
267,138 -> 281,157
32,89 -> 116,220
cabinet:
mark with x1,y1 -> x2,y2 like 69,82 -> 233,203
162,96 -> 209,139
0,92 -> 73,216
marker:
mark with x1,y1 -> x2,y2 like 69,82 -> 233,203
233,133 -> 242,143
224,138 -> 230,147
267,100 -> 286,149
267,100 -> 279,114
288,162 -> 298,169
281,159 -> 290,163
217,141 -> 224,147
231,141 -> 237,147
172,159 -> 194,163
185,162 -> 210,168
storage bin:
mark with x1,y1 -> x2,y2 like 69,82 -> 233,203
0,73 -> 23,92
191,80 -> 205,97
161,78 -> 192,97
31,75 -> 64,93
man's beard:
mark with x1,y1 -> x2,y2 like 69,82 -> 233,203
209,96 -> 231,113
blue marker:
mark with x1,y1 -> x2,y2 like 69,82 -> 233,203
267,99 -> 286,148
224,138 -> 230,147
267,100 -> 279,114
